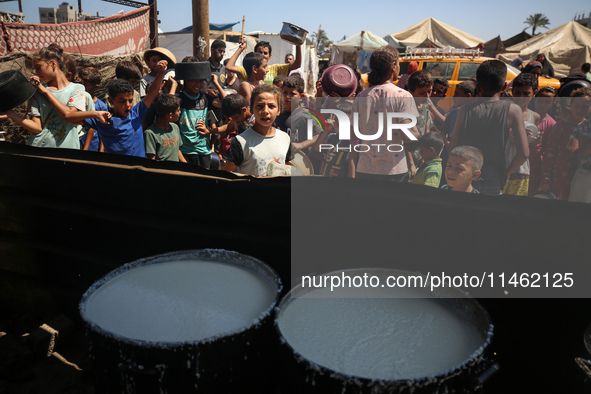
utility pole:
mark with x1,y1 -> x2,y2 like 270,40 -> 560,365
192,0 -> 209,60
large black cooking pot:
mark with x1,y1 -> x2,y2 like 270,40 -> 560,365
274,268 -> 496,394
0,70 -> 36,112
79,249 -> 282,394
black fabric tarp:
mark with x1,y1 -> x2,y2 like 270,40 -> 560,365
0,142 -> 290,317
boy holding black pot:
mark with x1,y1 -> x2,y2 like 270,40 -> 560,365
175,60 -> 214,169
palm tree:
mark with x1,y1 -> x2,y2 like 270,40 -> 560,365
524,13 -> 550,36
311,29 -> 333,52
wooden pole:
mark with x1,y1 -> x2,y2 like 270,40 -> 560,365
149,0 -> 159,48
192,0 -> 210,60
17,0 -> 22,13
241,15 -> 245,39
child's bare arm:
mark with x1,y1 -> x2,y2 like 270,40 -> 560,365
178,151 -> 187,163
288,44 -> 303,72
506,103 -> 529,177
405,149 -> 416,178
143,60 -> 167,108
449,107 -> 466,151
225,37 -> 246,74
147,153 -> 156,160
209,121 -> 235,135
239,81 -> 252,105
30,76 -> 83,123
427,99 -> 447,129
0,110 -> 42,134
347,150 -> 358,178
211,74 -> 227,100
66,110 -> 111,126
83,129 -> 96,150
223,161 -> 237,172
292,134 -> 319,154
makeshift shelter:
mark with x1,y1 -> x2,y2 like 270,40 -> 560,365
383,35 -> 403,48
330,31 -> 388,73
482,36 -> 517,58
498,21 -> 591,77
387,17 -> 484,49
502,31 -> 532,48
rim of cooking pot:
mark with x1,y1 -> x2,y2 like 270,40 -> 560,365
274,267 -> 494,390
80,248 -> 282,349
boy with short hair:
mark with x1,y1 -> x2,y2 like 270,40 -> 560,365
273,74 -> 287,89
411,132 -> 444,188
219,94 -> 251,157
441,145 -> 483,193
226,37 -> 302,85
503,72 -> 540,196
407,70 -> 434,136
145,93 -> 186,162
71,60 -> 169,157
276,76 -> 322,154
78,67 -> 107,151
450,60 -> 528,195
106,60 -> 142,109
238,52 -> 268,105
223,84 -> 293,176
429,78 -> 449,129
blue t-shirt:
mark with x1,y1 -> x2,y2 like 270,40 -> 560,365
81,98 -> 108,152
83,100 -> 148,158
177,91 -> 210,156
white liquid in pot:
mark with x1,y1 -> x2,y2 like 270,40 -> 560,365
84,260 -> 276,342
278,288 -> 484,380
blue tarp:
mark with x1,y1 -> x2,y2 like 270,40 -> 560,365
179,22 -> 240,32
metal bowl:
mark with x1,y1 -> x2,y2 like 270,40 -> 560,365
280,22 -> 308,45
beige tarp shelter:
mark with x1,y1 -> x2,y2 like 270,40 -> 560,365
386,17 -> 484,48
330,31 -> 388,72
498,21 -> 591,78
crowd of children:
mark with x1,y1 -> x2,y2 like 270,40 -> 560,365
1,40 -> 590,202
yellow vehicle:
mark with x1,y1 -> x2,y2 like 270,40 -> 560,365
361,47 -> 560,105
397,47 -> 560,97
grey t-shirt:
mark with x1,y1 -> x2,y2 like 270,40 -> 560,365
224,127 -> 293,176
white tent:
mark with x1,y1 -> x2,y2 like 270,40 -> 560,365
387,17 -> 484,48
497,21 -> 591,78
330,31 -> 388,72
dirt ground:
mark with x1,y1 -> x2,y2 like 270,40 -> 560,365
0,313 -> 95,394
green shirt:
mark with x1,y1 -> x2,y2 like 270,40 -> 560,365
411,158 -> 442,188
145,122 -> 183,162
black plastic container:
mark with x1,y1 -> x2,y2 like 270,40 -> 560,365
80,249 -> 282,394
275,268 -> 496,393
